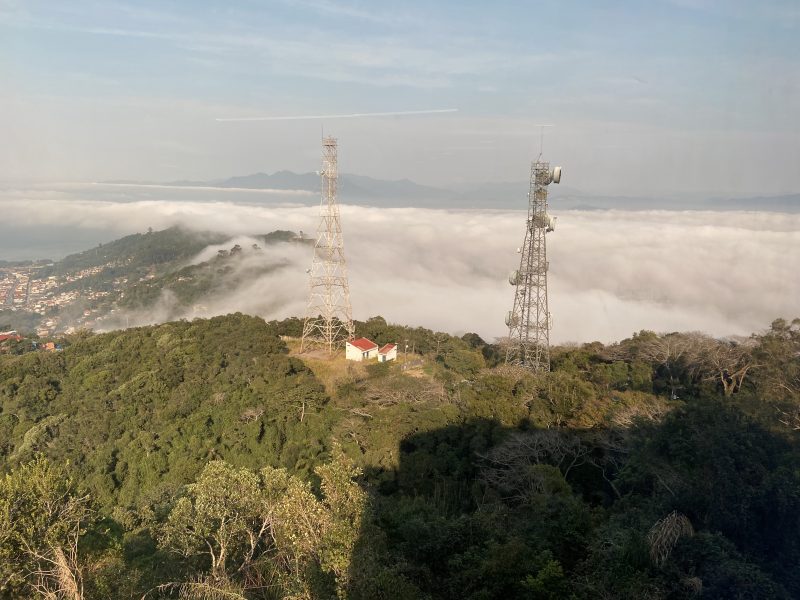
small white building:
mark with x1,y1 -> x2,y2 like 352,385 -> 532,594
346,337 -> 379,361
378,343 -> 397,362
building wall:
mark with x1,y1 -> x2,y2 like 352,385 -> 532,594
379,347 -> 397,362
346,344 -> 378,361
346,343 -> 364,361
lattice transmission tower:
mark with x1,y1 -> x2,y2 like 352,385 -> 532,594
300,136 -> 354,354
505,159 -> 562,371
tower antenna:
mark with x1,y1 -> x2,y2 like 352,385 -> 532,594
301,136 -> 355,354
532,123 -> 555,160
504,150 -> 561,372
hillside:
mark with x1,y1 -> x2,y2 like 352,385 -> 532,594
115,231 -> 311,318
51,227 -> 228,274
0,227 -> 311,336
1,314 -> 799,598
42,227 -> 306,284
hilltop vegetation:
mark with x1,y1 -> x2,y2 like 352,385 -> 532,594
0,227 -> 311,336
1,314 -> 799,598
51,227 -> 229,275
47,227 -> 306,293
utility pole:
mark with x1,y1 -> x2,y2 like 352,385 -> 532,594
301,136 -> 355,354
505,159 -> 561,372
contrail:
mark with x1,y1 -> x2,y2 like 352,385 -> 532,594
215,108 -> 458,122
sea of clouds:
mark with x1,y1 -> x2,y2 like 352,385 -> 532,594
1,184 -> 797,343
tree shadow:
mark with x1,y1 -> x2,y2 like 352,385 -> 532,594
346,401 -> 800,599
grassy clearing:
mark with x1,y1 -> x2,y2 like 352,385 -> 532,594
287,340 -> 366,397
285,336 -> 433,396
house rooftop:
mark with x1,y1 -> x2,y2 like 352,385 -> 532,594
348,337 -> 378,351
378,343 -> 396,354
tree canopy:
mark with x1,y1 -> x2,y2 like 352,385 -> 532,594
1,314 -> 799,598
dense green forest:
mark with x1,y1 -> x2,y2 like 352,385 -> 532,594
44,227 -> 308,300
44,227 -> 230,276
42,227 -> 306,283
1,314 -> 799,599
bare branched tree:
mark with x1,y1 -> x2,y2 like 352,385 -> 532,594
698,336 -> 757,396
776,406 -> 800,431
361,376 -> 441,407
142,576 -> 249,600
479,430 -> 588,501
648,510 -> 694,567
29,543 -> 84,600
0,458 -> 91,600
753,318 -> 800,404
636,333 -> 708,397
609,395 -> 672,428
629,332 -> 757,397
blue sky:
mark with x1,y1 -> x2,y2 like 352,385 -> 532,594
1,0 -> 798,195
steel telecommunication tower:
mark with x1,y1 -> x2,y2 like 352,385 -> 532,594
505,159 -> 561,371
301,136 -> 355,353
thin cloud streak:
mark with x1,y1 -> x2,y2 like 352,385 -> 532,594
275,0 -> 408,25
215,109 -> 459,122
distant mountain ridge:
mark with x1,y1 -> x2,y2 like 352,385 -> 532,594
104,172 -> 800,212
218,170 -> 319,191
210,170 -> 450,201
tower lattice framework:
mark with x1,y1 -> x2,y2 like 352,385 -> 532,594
301,136 -> 354,353
505,159 -> 559,371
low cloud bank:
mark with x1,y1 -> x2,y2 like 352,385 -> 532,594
107,239 -> 310,330
2,186 -> 797,343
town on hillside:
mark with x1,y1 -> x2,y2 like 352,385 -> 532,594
0,262 -> 143,337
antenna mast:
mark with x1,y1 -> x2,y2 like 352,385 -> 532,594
505,156 -> 561,372
301,136 -> 355,354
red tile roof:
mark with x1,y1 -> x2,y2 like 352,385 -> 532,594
0,334 -> 22,343
348,337 -> 378,351
378,343 -> 396,354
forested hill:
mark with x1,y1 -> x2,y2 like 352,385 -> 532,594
0,227 -> 311,335
45,227 -> 305,275
47,227 -> 229,274
1,314 -> 799,599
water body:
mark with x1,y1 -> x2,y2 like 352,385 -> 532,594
0,183 -> 313,261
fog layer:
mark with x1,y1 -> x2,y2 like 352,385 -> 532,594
1,187 -> 797,343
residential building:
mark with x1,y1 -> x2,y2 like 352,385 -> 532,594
378,343 -> 397,362
346,337 -> 379,361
